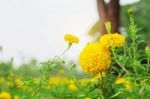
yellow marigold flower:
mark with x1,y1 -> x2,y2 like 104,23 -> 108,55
49,76 -> 69,85
68,84 -> 78,91
115,77 -> 133,90
99,33 -> 125,48
124,82 -> 133,90
0,92 -> 11,99
14,95 -> 19,99
64,34 -> 79,44
79,42 -> 111,74
15,78 -> 22,88
115,77 -> 126,84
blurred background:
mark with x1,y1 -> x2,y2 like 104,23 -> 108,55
0,0 -> 148,66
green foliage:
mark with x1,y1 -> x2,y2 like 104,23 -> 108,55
121,0 -> 150,43
1,4 -> 150,98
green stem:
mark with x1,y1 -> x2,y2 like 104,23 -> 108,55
32,58 -> 57,96
112,49 -> 130,75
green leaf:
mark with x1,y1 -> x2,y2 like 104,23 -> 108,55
110,91 -> 121,98
89,21 -> 99,36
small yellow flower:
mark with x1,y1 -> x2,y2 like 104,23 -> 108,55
15,78 -> 22,88
99,33 -> 125,48
14,95 -> 19,99
68,84 -> 78,91
79,42 -> 111,74
124,82 -> 133,90
115,77 -> 133,90
0,92 -> 11,99
64,34 -> 79,44
49,76 -> 69,85
115,77 -> 126,84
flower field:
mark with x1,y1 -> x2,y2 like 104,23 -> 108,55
0,11 -> 150,99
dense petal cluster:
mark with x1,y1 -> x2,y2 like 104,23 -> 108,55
79,42 -> 111,74
99,33 -> 125,48
64,34 -> 79,44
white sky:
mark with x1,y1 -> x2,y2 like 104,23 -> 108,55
0,0 -> 139,66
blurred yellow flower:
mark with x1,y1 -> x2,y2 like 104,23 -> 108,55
14,95 -> 19,99
0,92 -> 11,99
115,77 -> 126,84
49,76 -> 69,85
68,84 -> 78,91
79,42 -> 111,74
64,34 -> 79,44
99,33 -> 125,48
124,82 -> 133,90
15,78 -> 22,88
115,77 -> 133,90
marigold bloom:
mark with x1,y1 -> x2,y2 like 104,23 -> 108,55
115,77 -> 126,84
49,76 -> 69,85
115,77 -> 133,90
0,92 -> 11,99
68,84 -> 78,91
99,33 -> 125,48
79,42 -> 111,74
124,82 -> 133,90
64,34 -> 79,44
15,78 -> 22,88
14,95 -> 19,99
